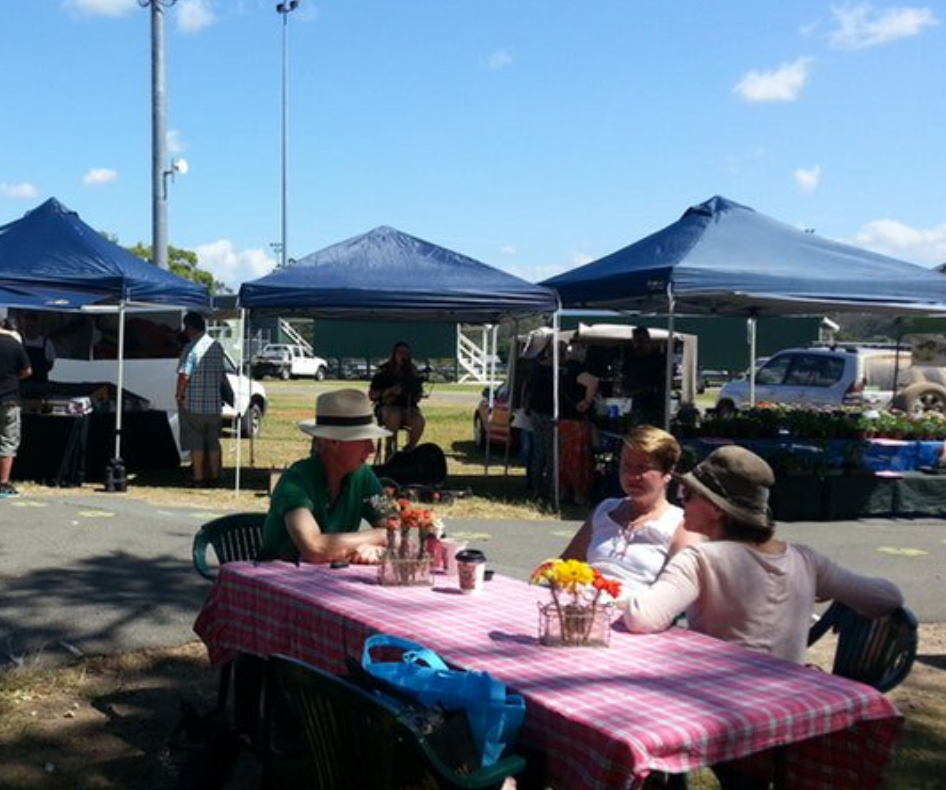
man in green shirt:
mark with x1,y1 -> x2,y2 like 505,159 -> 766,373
263,389 -> 392,563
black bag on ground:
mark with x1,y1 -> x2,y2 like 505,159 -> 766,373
373,442 -> 447,487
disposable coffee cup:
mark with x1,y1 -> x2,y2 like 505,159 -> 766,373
455,549 -> 487,594
441,539 -> 468,576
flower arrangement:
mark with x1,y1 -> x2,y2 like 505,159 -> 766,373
530,559 -> 622,647
370,490 -> 443,586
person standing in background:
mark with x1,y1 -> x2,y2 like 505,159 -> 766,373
0,320 -> 32,499
20,312 -> 56,384
176,312 -> 226,488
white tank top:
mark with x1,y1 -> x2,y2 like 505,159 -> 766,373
586,497 -> 683,587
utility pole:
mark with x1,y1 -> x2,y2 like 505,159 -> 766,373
140,0 -> 177,269
276,1 -> 300,270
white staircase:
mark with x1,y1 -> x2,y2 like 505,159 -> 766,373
280,318 -> 313,353
457,325 -> 500,384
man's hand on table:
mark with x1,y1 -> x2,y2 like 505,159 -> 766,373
350,544 -> 386,564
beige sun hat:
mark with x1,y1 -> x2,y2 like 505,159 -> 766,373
522,327 -> 555,359
298,389 -> 392,441
675,445 -> 775,531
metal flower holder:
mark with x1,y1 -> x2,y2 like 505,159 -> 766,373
538,602 -> 613,647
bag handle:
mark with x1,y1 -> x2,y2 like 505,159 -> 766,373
362,634 -> 449,673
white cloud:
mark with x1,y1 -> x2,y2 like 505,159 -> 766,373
176,0 -> 216,34
500,245 -> 517,256
196,239 -> 275,289
851,218 -> 946,265
734,57 -> 814,102
0,182 -> 39,199
486,50 -> 513,71
62,0 -> 137,17
794,165 -> 822,192
167,129 -> 185,155
572,251 -> 594,266
829,3 -> 938,50
83,168 -> 118,186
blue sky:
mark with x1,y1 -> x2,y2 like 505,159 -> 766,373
1,1 -> 944,291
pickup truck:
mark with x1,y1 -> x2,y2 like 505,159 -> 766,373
251,343 -> 329,380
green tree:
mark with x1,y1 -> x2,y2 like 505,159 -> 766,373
126,242 -> 230,295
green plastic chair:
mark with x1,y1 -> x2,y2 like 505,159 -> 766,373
265,654 -> 527,790
192,512 -> 267,716
192,512 -> 266,581
808,601 -> 919,693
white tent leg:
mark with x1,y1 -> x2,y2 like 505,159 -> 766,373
552,310 -> 561,514
234,308 -> 246,495
748,315 -> 757,406
664,294 -> 676,431
114,302 -> 126,460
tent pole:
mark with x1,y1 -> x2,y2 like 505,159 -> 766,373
234,308 -> 246,495
748,313 -> 758,406
664,288 -> 676,431
503,320 -> 516,475
483,323 -> 494,475
552,309 -> 561,514
114,302 -> 127,460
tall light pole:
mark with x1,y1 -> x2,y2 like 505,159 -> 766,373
140,0 -> 177,270
276,1 -> 299,270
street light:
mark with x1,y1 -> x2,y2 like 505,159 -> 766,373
139,0 -> 178,270
162,158 -> 189,200
276,0 -> 299,270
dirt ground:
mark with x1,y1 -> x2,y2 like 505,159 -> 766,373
1,625 -> 945,790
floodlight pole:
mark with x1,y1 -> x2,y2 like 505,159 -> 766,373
277,1 -> 299,270
140,0 -> 177,270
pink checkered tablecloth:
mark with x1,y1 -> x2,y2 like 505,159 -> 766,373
194,562 -> 903,790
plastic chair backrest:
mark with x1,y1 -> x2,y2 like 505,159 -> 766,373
192,512 -> 266,581
268,654 -> 525,790
807,601 -> 919,693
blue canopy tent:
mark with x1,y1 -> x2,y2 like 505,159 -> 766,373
542,196 -> 946,423
239,225 -> 560,490
0,198 -> 209,309
239,225 -> 558,322
542,196 -> 946,316
0,198 -> 211,463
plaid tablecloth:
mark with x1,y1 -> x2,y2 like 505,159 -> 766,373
194,562 -> 903,790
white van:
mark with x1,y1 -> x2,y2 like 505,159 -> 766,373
19,309 -> 267,457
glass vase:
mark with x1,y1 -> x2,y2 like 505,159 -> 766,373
537,601 -> 613,647
378,556 -> 433,587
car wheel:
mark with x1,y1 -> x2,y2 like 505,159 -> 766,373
240,402 -> 263,438
279,367 -> 291,381
715,399 -> 737,419
473,413 -> 486,449
314,366 -> 326,381
893,383 -> 946,417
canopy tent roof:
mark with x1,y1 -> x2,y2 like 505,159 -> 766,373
542,196 -> 946,316
239,225 -> 559,322
0,198 -> 209,310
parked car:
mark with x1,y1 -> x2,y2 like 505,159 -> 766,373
474,381 -> 516,448
715,345 -> 946,417
251,343 -> 328,380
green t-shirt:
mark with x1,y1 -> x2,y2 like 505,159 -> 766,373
262,454 -> 383,561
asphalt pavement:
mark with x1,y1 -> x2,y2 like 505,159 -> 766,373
2,491 -> 945,667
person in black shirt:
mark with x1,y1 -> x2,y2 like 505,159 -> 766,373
368,341 -> 426,452
0,321 -> 33,498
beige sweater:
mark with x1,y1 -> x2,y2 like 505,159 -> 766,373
624,541 -> 904,663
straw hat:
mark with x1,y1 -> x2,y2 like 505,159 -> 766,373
298,389 -> 391,441
675,446 -> 775,531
